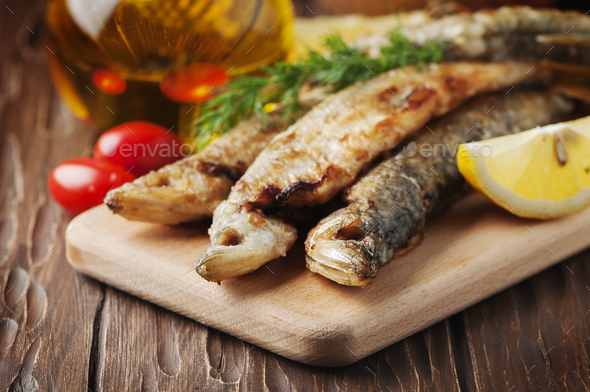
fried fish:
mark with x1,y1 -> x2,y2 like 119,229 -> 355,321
196,61 -> 544,282
106,6 -> 590,226
305,90 -> 575,286
104,115 -> 286,224
357,6 -> 590,66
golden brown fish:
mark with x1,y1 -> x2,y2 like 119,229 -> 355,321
196,61 -> 544,282
357,6 -> 590,66
106,6 -> 590,226
104,115 -> 287,224
305,90 -> 575,287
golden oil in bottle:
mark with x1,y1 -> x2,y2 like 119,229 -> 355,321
45,0 -> 293,139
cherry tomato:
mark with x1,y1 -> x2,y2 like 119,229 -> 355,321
93,121 -> 185,177
160,63 -> 228,103
48,158 -> 135,215
92,68 -> 127,94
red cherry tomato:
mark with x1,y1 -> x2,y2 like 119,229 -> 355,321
48,158 -> 135,215
93,121 -> 185,177
160,63 -> 228,103
92,68 -> 127,94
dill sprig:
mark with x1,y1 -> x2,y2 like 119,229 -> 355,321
192,31 -> 445,148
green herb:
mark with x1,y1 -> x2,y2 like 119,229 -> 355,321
192,31 -> 445,148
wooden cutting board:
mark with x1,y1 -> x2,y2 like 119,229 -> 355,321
65,194 -> 590,367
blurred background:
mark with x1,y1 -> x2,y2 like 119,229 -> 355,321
297,0 -> 587,15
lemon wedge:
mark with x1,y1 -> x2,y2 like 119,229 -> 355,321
457,116 -> 590,219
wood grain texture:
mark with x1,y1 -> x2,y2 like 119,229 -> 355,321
64,194 -> 590,367
0,2 -> 103,392
2,0 -> 590,390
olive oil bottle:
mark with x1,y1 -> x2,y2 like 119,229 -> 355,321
45,0 -> 293,138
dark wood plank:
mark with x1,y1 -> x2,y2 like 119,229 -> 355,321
458,253 -> 590,392
94,284 -> 462,391
2,0 -> 590,391
0,1 -> 103,391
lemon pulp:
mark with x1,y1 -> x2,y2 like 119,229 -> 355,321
457,116 -> 590,219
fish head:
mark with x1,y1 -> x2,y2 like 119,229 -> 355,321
195,201 -> 297,282
305,209 -> 380,287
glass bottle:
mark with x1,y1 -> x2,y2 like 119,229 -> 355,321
45,0 -> 293,141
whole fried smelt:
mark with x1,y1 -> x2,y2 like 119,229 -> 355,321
104,116 -> 286,224
306,90 -> 575,287
196,61 -> 543,282
103,82 -> 331,225
107,6 -> 590,226
357,6 -> 590,66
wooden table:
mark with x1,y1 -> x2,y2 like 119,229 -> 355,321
2,1 -> 590,390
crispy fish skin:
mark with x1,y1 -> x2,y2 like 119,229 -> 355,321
106,6 -> 590,226
103,83 -> 330,225
196,61 -> 543,282
305,90 -> 574,287
357,6 -> 590,65
232,62 -> 543,206
104,115 -> 286,224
